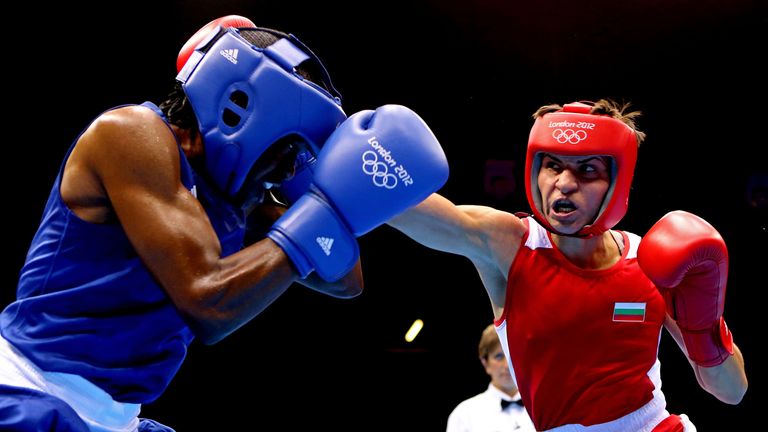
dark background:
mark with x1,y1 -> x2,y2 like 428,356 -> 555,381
4,0 -> 766,430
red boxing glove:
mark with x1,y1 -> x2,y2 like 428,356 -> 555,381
637,210 -> 734,367
176,15 -> 256,73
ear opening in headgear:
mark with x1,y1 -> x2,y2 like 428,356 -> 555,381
222,89 -> 249,127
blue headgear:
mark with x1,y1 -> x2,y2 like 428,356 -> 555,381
176,26 -> 347,197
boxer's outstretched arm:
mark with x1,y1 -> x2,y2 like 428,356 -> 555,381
389,194 -> 487,257
388,194 -> 525,264
388,193 -> 527,315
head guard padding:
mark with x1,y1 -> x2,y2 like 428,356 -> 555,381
176,23 -> 346,197
525,102 -> 638,237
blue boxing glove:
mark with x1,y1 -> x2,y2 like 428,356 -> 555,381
267,104 -> 449,281
278,147 -> 317,205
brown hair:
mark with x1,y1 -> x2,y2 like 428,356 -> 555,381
478,324 -> 501,360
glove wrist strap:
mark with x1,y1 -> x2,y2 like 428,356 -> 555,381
681,316 -> 734,367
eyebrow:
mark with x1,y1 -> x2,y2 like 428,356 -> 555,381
578,156 -> 606,164
545,155 -> 605,164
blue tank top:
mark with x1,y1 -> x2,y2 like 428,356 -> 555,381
0,102 -> 246,403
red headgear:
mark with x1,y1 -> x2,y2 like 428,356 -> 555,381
525,102 -> 638,237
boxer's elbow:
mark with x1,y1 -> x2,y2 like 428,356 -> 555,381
695,350 -> 748,405
710,379 -> 747,405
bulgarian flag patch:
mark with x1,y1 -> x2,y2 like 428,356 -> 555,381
613,302 -> 646,322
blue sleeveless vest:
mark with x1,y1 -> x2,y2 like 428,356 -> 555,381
0,102 -> 246,403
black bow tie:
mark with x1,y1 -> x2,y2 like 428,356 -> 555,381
501,399 -> 524,410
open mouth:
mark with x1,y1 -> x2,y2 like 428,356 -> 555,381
552,199 -> 577,214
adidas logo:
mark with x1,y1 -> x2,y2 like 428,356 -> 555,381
219,48 -> 239,64
316,236 -> 334,256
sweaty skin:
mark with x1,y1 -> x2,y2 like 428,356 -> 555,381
61,105 -> 362,344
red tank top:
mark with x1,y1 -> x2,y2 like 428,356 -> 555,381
498,218 -> 666,430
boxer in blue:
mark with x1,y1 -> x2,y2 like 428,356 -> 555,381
0,15 -> 448,431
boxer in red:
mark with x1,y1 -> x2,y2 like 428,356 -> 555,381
389,99 -> 747,431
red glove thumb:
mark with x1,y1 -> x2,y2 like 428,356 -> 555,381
176,15 -> 256,73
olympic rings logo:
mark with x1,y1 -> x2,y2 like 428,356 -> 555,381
362,150 -> 398,189
552,128 -> 588,144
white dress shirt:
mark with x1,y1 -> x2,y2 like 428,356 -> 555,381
447,383 -> 536,432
